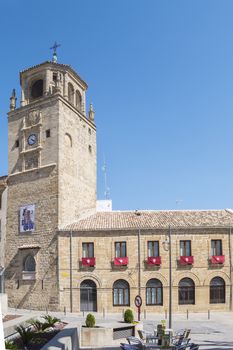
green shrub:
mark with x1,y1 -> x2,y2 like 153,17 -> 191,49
124,309 -> 134,323
5,340 -> 18,350
27,318 -> 45,332
85,313 -> 96,327
15,325 -> 34,346
42,314 -> 61,329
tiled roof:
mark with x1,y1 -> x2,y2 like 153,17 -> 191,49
62,209 -> 233,231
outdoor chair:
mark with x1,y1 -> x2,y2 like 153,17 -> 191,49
138,329 -> 158,344
120,342 -> 142,350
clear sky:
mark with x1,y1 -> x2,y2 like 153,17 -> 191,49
1,0 -> 233,211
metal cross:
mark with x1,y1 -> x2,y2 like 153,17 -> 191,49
50,41 -> 61,55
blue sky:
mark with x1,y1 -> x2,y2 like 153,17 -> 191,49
1,0 -> 233,210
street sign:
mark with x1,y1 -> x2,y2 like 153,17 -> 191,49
135,295 -> 142,308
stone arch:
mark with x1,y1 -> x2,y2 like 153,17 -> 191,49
76,90 -> 82,111
105,274 -> 136,289
173,271 -> 201,287
203,271 -> 230,286
30,78 -> 44,100
65,133 -> 72,147
142,272 -> 168,287
68,82 -> 74,104
78,273 -> 102,288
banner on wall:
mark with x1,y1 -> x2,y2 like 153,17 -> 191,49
20,204 -> 35,232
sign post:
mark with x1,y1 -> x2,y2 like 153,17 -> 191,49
134,295 -> 142,322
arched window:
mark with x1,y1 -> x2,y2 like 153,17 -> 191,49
80,279 -> 97,311
146,279 -> 163,305
210,277 -> 225,304
68,83 -> 74,104
76,90 -> 82,111
178,278 -> 195,305
113,279 -> 129,306
31,79 -> 43,99
65,133 -> 72,147
23,255 -> 36,272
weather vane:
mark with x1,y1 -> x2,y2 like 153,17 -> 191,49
50,41 -> 61,63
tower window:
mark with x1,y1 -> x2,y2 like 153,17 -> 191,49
53,73 -> 57,82
68,83 -> 74,105
31,79 -> 43,99
15,139 -> 19,148
76,90 -> 82,111
46,129 -> 51,138
88,145 -> 92,153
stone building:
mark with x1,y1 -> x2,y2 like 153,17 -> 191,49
0,176 -> 7,293
2,58 -> 233,313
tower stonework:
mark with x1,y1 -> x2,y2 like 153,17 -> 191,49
5,61 -> 96,310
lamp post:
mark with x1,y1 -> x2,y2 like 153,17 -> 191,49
163,226 -> 172,329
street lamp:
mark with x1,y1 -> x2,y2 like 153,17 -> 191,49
162,226 -> 172,329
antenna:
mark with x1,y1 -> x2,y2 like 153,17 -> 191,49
175,199 -> 183,207
102,155 -> 110,200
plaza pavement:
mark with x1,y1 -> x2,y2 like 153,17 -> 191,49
3,308 -> 233,350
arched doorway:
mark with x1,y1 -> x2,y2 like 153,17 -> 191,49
80,279 -> 97,311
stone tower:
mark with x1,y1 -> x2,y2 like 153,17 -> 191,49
5,61 -> 96,310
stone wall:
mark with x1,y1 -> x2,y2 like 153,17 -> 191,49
58,228 -> 232,313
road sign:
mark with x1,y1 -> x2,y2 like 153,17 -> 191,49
135,295 -> 142,308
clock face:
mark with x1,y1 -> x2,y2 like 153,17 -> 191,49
27,134 -> 37,146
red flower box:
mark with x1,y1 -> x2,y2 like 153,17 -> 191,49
82,257 -> 95,267
114,257 -> 128,266
147,256 -> 161,265
179,256 -> 194,265
211,255 -> 225,264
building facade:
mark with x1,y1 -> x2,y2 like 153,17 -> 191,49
2,59 -> 233,313
58,210 -> 233,314
0,176 -> 7,293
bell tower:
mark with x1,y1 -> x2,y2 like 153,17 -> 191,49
5,59 -> 96,310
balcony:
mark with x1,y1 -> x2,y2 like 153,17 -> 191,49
81,257 -> 96,267
147,256 -> 161,266
210,255 -> 225,264
22,271 -> 36,280
114,257 -> 128,266
179,256 -> 194,266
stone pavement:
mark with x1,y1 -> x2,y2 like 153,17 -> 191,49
3,308 -> 233,349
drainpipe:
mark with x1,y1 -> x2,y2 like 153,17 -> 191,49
70,230 -> 73,313
229,227 -> 232,311
138,228 -> 141,296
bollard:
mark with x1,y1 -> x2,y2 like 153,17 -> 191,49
64,306 -> 66,315
208,309 -> 210,320
144,309 -> 146,320
103,308 -> 105,319
165,309 -> 167,319
186,309 -> 189,320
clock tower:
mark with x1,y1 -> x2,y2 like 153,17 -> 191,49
5,61 -> 96,310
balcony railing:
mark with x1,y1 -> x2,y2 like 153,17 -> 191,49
210,255 -> 225,264
22,271 -> 36,280
81,257 -> 96,267
147,256 -> 161,265
113,257 -> 128,266
179,256 -> 194,265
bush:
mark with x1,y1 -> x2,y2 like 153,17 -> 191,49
85,313 -> 96,327
42,314 -> 61,329
5,340 -> 18,350
124,309 -> 134,323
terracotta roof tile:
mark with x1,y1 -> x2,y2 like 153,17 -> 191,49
61,209 -> 233,231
